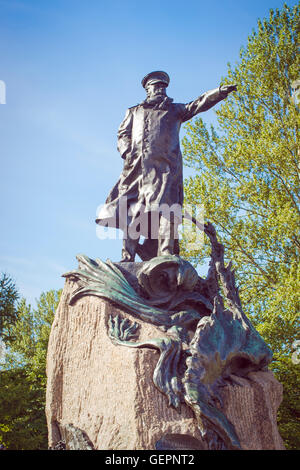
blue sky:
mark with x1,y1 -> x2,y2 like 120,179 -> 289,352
0,0 -> 298,305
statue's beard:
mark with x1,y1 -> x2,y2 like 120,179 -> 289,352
142,94 -> 173,109
146,93 -> 167,104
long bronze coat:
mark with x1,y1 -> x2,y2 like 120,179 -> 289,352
96,87 -> 226,235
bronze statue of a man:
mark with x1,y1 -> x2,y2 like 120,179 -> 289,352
96,71 -> 236,262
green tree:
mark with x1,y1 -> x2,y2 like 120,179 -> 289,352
0,289 -> 61,450
0,273 -> 19,342
182,4 -> 299,449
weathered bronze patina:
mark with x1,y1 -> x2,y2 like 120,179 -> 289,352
60,73 -> 276,450
63,223 -> 273,450
96,71 -> 236,262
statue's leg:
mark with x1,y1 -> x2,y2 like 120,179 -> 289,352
121,235 -> 140,262
158,215 -> 177,256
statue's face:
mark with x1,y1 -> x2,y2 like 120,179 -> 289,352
146,81 -> 167,98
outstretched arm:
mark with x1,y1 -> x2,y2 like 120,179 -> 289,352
181,84 -> 237,122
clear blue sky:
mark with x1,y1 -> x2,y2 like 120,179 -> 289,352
0,0 -> 297,305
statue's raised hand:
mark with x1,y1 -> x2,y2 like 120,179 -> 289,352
220,84 -> 237,95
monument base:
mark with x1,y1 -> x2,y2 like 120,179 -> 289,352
46,274 -> 285,450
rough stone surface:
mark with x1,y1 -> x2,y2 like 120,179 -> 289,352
46,276 -> 285,450
218,372 -> 285,450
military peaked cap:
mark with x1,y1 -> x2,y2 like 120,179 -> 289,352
141,71 -> 170,88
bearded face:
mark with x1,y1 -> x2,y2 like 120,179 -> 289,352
145,82 -> 168,102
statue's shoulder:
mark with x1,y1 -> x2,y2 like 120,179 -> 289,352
172,102 -> 187,117
120,105 -> 139,120
173,102 -> 186,109
128,104 -> 140,111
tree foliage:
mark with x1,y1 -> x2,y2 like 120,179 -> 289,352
0,273 -> 19,342
0,289 -> 61,450
182,4 -> 299,449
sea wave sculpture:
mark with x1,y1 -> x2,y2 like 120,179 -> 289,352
63,222 -> 272,450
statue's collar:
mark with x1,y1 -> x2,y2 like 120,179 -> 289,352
139,96 -> 173,110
